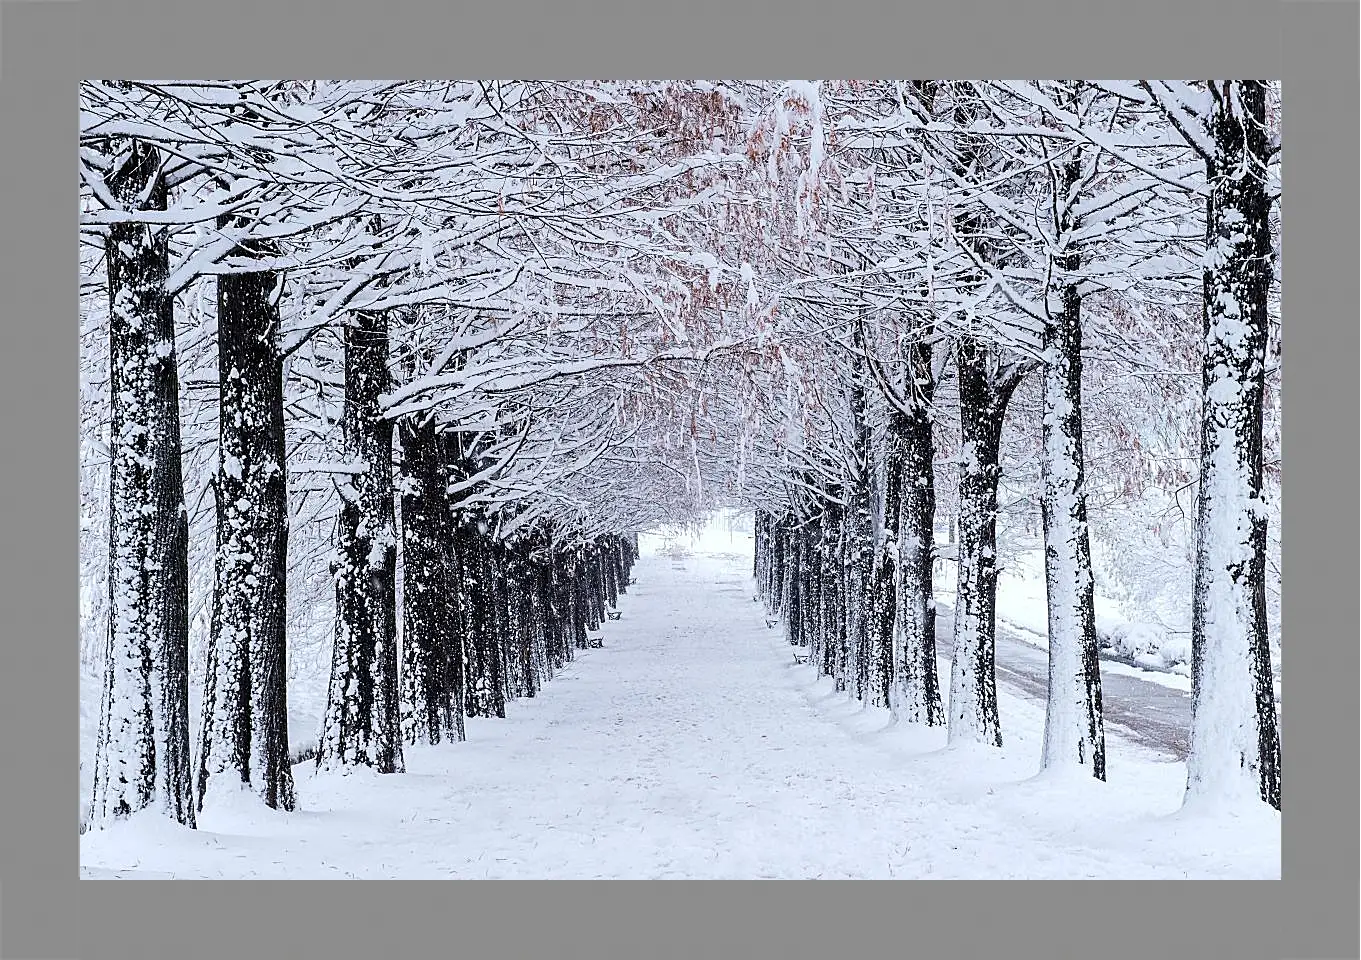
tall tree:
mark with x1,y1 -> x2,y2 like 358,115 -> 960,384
197,229 -> 296,810
398,415 -> 464,746
1183,81 -> 1281,810
844,335 -> 877,702
1037,112 -> 1106,781
946,339 -> 1025,747
892,337 -> 943,724
317,307 -> 404,774
91,137 -> 196,827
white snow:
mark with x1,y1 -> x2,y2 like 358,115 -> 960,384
987,548 -> 1196,692
81,514 -> 1277,879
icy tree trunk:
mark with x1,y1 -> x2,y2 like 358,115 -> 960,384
867,549 -> 895,707
485,535 -> 509,717
946,339 -> 1020,748
502,573 -> 524,700
1186,81 -> 1281,811
438,434 -> 468,739
769,517 -> 786,613
846,368 -> 876,703
814,506 -> 834,677
460,521 -> 498,718
587,544 -> 607,628
603,539 -> 620,611
510,545 -> 541,698
197,236 -> 295,810
766,515 -> 776,601
553,549 -> 582,668
892,341 -> 943,725
503,549 -> 527,700
622,535 -> 637,585
800,511 -> 822,661
1038,249 -> 1106,781
772,517 -> 785,608
91,139 -> 196,827
317,310 -> 404,774
565,550 -> 584,659
870,401 -> 901,710
785,521 -> 804,649
569,553 -> 590,653
819,495 -> 847,689
753,511 -> 766,587
827,522 -> 849,689
531,551 -> 553,687
544,546 -> 567,671
487,542 -> 515,704
574,552 -> 596,637
398,416 -> 463,746
510,552 -> 530,700
610,535 -> 628,598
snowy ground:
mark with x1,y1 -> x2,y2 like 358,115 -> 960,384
80,515 -> 1279,879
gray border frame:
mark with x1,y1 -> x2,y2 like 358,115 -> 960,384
1,0 -> 1355,958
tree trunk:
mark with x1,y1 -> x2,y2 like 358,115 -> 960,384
466,526 -> 508,719
459,520 -> 493,717
544,543 -> 567,671
892,340 -> 943,724
92,138 -> 196,827
317,310 -> 404,774
438,434 -> 468,741
603,539 -> 620,611
819,494 -> 846,688
487,541 -> 516,704
1038,220 -> 1106,782
771,516 -> 784,608
846,365 -> 876,703
947,339 -> 1020,748
867,549 -> 895,707
198,233 -> 295,809
785,520 -> 804,649
1186,81 -> 1281,810
588,544 -> 606,628
802,508 -> 824,665
398,416 -> 462,745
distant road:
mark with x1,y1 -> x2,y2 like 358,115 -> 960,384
932,601 -> 1192,761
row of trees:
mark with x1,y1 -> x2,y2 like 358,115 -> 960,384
95,178 -> 642,818
744,80 -> 1280,810
82,80 -> 699,827
81,79 -> 1282,833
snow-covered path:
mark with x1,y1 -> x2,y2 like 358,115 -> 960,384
80,534 -> 1279,879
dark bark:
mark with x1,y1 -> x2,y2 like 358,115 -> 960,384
438,433 -> 468,741
868,554 -> 895,708
819,493 -> 845,686
545,545 -> 568,671
317,309 -> 404,774
92,138 -> 196,826
460,521 -> 498,718
1187,81 -> 1280,810
588,544 -> 606,628
486,540 -> 513,707
398,416 -> 463,745
603,539 -> 620,611
946,338 -> 1021,749
800,506 -> 824,667
885,338 -> 943,724
785,521 -> 804,650
846,358 -> 876,703
1038,152 -> 1106,782
198,228 -> 295,809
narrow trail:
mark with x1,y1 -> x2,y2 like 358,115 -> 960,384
81,537 -> 1277,880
